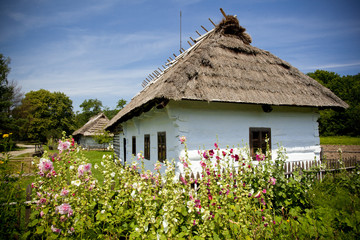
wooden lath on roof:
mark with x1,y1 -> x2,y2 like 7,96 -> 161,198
141,10 -> 222,89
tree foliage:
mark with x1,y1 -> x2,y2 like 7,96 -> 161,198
307,70 -> 360,136
0,54 -> 23,137
75,98 -> 126,128
13,89 -> 74,142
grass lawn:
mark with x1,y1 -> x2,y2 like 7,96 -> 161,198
320,136 -> 360,145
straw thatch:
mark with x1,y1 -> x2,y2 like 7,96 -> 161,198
73,112 -> 110,136
106,15 -> 348,130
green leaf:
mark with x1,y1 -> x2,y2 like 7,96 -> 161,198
35,225 -> 44,234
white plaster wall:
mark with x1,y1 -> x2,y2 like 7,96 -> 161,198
167,101 -> 321,174
118,108 -> 178,174
117,100 -> 321,175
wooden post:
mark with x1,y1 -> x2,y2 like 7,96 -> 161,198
220,8 -> 227,18
209,18 -> 216,27
201,25 -> 208,32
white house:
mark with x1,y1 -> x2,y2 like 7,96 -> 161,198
73,112 -> 111,149
105,14 -> 348,175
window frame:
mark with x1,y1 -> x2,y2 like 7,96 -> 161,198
249,127 -> 271,159
132,136 -> 136,156
144,134 -> 150,160
157,132 -> 166,162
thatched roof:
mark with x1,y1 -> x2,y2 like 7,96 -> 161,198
106,15 -> 348,131
73,112 -> 109,136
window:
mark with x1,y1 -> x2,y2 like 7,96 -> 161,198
132,136 -> 136,156
249,128 -> 271,159
157,132 -> 166,162
123,138 -> 126,163
144,134 -> 150,160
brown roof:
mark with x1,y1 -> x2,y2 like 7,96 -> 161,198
106,15 -> 348,130
73,112 -> 109,136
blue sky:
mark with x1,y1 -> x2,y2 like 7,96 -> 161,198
1,0 -> 359,112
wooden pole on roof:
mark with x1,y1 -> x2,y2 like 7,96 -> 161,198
158,68 -> 163,72
187,40 -> 192,47
173,53 -> 177,58
220,8 -> 227,18
190,37 -> 196,43
181,47 -> 186,52
195,30 -> 201,36
208,18 -> 216,27
201,25 -> 208,32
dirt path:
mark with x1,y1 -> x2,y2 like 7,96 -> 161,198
0,144 -> 35,158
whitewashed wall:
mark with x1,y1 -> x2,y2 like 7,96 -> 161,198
117,100 -> 320,175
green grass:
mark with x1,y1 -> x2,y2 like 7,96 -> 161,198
320,136 -> 360,145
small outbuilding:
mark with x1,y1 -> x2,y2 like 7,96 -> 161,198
105,14 -> 348,174
73,112 -> 111,149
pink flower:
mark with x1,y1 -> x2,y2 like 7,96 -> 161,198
193,220 -> 196,226
256,154 -> 265,161
40,211 -> 44,217
208,195 -> 213,200
202,151 -> 209,159
179,136 -> 186,144
209,150 -> 214,157
222,151 -> 227,157
51,225 -> 61,233
57,203 -> 72,215
58,140 -> 71,152
262,189 -> 267,194
78,163 -> 92,177
38,158 -> 54,175
254,191 -> 261,198
200,161 -> 206,168
60,189 -> 69,196
31,183 -> 35,188
214,143 -> 219,149
269,177 -> 276,185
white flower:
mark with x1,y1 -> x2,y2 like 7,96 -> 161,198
110,172 -> 115,178
101,161 -> 105,167
69,166 -> 74,170
71,179 -> 81,186
94,164 -> 98,169
131,190 -> 136,199
101,210 -> 105,214
144,224 -> 148,232
102,155 -> 106,159
162,219 -> 168,233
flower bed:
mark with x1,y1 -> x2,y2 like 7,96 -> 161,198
24,134 -> 360,239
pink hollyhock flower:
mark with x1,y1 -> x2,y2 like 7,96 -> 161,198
254,191 -> 261,198
57,203 -> 72,215
269,177 -> 276,185
179,136 -> 186,144
51,225 -> 61,233
60,189 -> 69,196
58,140 -> 71,153
193,220 -> 196,226
222,151 -> 227,157
40,211 -> 44,217
256,154 -> 265,161
262,189 -> 267,194
202,151 -> 209,159
200,161 -> 206,168
214,142 -> 218,149
209,149 -> 214,157
208,195 -> 213,200
38,158 -> 54,175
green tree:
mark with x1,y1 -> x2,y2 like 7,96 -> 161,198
103,98 -> 127,120
307,70 -> 360,136
13,89 -> 74,142
0,54 -> 23,139
75,99 -> 103,128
